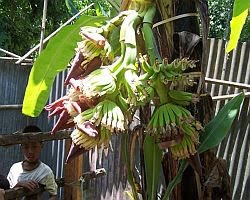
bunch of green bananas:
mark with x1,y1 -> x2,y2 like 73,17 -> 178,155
147,103 -> 202,159
139,55 -> 198,86
46,0 -> 204,161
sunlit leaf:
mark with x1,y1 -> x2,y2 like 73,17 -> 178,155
232,0 -> 250,16
144,135 -> 163,200
226,10 -> 248,52
226,0 -> 250,52
22,15 -> 106,117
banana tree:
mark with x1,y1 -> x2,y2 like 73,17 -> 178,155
22,0 -> 245,199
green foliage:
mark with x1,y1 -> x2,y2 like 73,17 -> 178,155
22,15 -> 106,117
162,92 -> 245,199
143,135 -> 163,200
0,0 -> 70,56
208,0 -> 234,39
0,0 -> 111,57
208,0 -> 250,41
65,0 -> 79,16
240,15 -> 250,41
66,0 -> 111,17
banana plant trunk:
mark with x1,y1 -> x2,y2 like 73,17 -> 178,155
154,0 -> 232,199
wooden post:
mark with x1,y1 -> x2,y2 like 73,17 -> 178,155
64,139 -> 83,200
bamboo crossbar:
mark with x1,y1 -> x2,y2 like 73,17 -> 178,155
0,57 -> 33,62
0,48 -> 20,58
0,130 -> 71,146
205,77 -> 250,89
4,168 -> 106,199
0,104 -> 22,109
212,92 -> 250,101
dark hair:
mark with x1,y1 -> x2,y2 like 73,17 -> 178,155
21,125 -> 43,145
0,174 -> 10,190
22,125 -> 42,133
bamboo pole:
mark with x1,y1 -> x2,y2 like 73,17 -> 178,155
205,77 -> 250,89
39,0 -> 48,54
152,13 -> 198,29
0,57 -> 33,62
20,63 -> 33,66
15,3 -> 94,64
0,48 -> 20,58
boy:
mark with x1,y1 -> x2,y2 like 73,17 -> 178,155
7,126 -> 58,200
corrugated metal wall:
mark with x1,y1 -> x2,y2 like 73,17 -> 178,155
0,60 -> 67,198
82,136 -> 130,200
0,38 -> 249,200
205,38 -> 250,200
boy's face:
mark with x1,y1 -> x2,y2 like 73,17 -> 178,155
21,142 -> 43,163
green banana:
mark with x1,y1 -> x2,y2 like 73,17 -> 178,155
168,103 -> 183,119
168,90 -> 193,101
106,102 -> 114,130
111,107 -> 118,132
165,104 -> 176,125
101,101 -> 109,127
181,122 -> 194,137
158,106 -> 165,128
180,137 -> 189,159
74,108 -> 94,124
177,106 -> 192,118
116,93 -> 129,111
185,135 -> 197,155
151,108 -> 160,129
139,54 -> 153,74
115,108 -> 125,132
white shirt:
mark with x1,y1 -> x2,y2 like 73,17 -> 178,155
7,161 -> 57,196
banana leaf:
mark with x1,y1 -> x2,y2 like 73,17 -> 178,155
65,0 -> 78,16
198,92 -> 244,153
226,0 -> 250,52
22,15 -> 106,117
162,92 -> 245,200
144,135 -> 163,200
